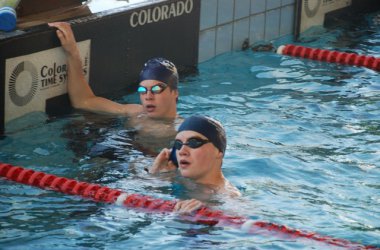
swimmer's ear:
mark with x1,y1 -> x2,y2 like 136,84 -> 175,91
173,89 -> 179,102
216,151 -> 223,159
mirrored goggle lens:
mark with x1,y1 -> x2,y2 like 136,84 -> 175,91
151,85 -> 164,94
137,86 -> 147,94
137,84 -> 166,94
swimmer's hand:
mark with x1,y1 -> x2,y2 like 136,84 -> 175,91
149,148 -> 177,174
174,199 -> 204,215
48,22 -> 79,57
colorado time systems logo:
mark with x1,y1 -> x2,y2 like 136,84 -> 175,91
8,61 -> 38,106
8,60 -> 69,107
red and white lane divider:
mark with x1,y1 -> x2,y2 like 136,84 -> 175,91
0,163 -> 378,249
277,44 -> 380,72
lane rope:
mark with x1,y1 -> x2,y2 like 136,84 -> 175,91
0,162 -> 378,249
277,44 -> 380,71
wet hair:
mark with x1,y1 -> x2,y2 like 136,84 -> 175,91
178,115 -> 227,155
139,57 -> 178,90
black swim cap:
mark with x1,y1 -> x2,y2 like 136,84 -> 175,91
178,115 -> 227,155
139,57 -> 178,89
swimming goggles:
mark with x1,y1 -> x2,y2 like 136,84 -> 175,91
137,83 -> 167,95
173,138 -> 210,150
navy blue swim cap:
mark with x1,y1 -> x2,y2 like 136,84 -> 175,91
139,58 -> 178,89
178,115 -> 227,155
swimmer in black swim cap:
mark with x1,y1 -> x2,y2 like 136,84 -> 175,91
149,115 -> 241,198
49,22 -> 179,119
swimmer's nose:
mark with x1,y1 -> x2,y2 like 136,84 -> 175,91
145,90 -> 154,100
178,145 -> 189,155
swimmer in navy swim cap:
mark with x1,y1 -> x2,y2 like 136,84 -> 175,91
150,116 -> 241,200
137,57 -> 179,118
49,22 -> 179,120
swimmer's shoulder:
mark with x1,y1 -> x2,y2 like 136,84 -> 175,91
223,180 -> 242,198
174,115 -> 184,130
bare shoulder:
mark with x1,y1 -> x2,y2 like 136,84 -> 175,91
222,180 -> 242,198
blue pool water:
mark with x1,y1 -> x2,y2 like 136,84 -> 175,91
1,12 -> 380,249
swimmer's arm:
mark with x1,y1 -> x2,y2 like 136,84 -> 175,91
49,22 -> 142,116
149,148 -> 177,174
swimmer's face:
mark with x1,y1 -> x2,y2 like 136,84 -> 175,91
175,130 -> 223,184
139,80 -> 178,119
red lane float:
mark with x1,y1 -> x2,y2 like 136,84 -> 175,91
0,162 -> 378,250
277,44 -> 380,71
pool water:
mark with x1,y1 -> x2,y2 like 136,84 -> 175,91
1,11 -> 380,250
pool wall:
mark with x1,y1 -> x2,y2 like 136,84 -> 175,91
198,0 -> 295,62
